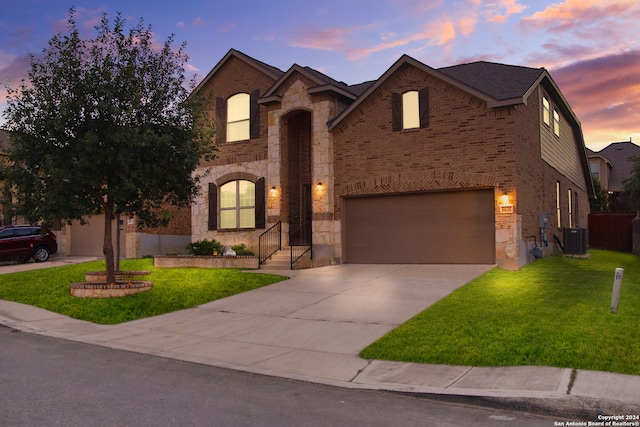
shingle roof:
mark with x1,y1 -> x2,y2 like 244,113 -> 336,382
592,141 -> 640,191
303,67 -> 374,97
437,61 -> 546,101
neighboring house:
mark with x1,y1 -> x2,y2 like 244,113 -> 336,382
60,206 -> 191,258
587,140 -> 640,211
0,130 -> 190,257
191,49 -> 593,270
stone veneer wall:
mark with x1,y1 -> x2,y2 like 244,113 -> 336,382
266,77 -> 338,265
192,160 -> 269,253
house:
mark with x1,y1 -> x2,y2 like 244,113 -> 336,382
191,49 -> 593,270
587,140 -> 640,211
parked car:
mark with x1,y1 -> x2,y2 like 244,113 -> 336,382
0,225 -> 58,263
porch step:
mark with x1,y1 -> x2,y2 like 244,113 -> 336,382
261,247 -> 291,270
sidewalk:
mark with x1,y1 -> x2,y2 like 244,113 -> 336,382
1,262 -> 639,419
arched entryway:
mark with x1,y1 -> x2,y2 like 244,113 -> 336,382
280,110 -> 312,245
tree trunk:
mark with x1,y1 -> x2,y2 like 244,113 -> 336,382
103,205 -> 116,286
115,214 -> 121,272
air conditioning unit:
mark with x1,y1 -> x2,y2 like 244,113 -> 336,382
563,227 -> 587,255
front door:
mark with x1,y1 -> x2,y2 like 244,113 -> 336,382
283,110 -> 312,245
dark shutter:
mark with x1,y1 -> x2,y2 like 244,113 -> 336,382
215,97 -> 226,142
255,177 -> 266,229
419,88 -> 429,128
250,89 -> 260,139
208,183 -> 217,230
391,92 -> 402,131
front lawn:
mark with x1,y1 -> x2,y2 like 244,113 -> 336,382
0,258 -> 286,324
361,250 -> 640,375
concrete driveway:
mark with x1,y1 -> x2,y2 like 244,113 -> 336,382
61,263 -> 494,383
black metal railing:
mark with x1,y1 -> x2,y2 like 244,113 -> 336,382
258,222 -> 281,265
289,220 -> 312,269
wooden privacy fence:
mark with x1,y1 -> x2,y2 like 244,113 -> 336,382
588,211 -> 638,253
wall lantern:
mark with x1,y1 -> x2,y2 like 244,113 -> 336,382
499,193 -> 514,214
269,186 -> 278,197
316,182 -> 323,191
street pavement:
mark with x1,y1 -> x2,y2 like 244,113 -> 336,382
1,256 -> 639,420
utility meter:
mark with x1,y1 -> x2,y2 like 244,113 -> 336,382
539,212 -> 549,229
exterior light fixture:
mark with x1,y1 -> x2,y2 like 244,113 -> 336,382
316,182 -> 323,191
499,192 -> 514,214
269,186 -> 277,197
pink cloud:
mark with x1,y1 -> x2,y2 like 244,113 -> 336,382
304,14 -> 460,61
550,50 -> 640,148
487,0 -> 527,23
346,20 -> 457,60
522,0 -> 640,33
291,25 -> 356,52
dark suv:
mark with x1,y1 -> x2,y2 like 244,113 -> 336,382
0,225 -> 58,263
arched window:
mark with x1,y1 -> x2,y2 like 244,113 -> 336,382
227,93 -> 250,142
220,180 -> 255,229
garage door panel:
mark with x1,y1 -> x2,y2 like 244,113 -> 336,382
344,190 -> 495,264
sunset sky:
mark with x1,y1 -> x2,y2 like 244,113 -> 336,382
1,0 -> 638,151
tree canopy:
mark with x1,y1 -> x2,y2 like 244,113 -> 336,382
1,8 -> 216,284
589,178 -> 609,212
623,155 -> 640,211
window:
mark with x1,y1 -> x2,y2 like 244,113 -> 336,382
589,161 -> 600,180
556,181 -> 561,228
227,93 -> 250,142
402,91 -> 420,129
567,189 -> 573,228
543,96 -> 550,126
220,180 -> 255,229
553,107 -> 560,137
216,90 -> 260,142
207,179 -> 265,231
574,191 -> 578,227
392,88 -> 429,131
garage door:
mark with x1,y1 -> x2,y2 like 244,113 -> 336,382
343,189 -> 495,264
69,215 -> 125,257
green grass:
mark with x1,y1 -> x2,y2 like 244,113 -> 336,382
361,250 -> 640,375
0,258 -> 286,324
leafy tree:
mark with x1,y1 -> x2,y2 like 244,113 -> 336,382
2,9 -> 216,285
623,155 -> 640,211
589,178 -> 609,212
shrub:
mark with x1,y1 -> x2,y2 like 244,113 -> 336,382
231,243 -> 254,256
186,239 -> 223,255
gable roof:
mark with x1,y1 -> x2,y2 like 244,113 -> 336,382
193,49 -> 285,95
328,54 -> 547,131
325,53 -> 593,197
590,141 -> 640,191
261,64 -> 367,104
